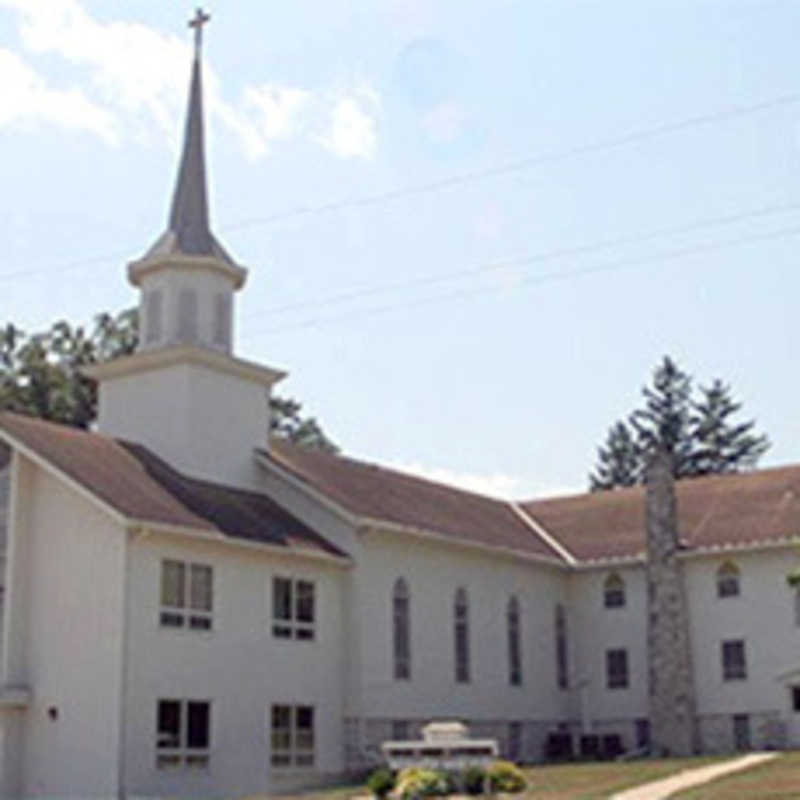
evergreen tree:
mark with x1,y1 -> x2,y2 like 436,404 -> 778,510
629,356 -> 695,477
589,421 -> 640,491
590,356 -> 770,490
689,379 -> 769,476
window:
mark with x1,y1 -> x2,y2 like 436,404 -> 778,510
507,596 -> 522,686
272,577 -> 315,640
635,718 -> 650,750
722,640 -> 747,681
717,562 -> 740,598
160,560 -> 213,630
177,288 -> 198,343
213,292 -> 231,349
606,648 -> 629,689
391,720 -> 409,741
270,705 -> 314,767
144,290 -> 163,344
508,721 -> 522,761
792,686 -> 800,712
393,578 -> 411,680
156,699 -> 210,769
454,587 -> 470,683
604,573 -> 626,608
555,604 -> 568,690
733,714 -> 751,751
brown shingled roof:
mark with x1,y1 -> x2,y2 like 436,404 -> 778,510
0,412 -> 342,558
521,465 -> 800,562
260,441 -> 564,561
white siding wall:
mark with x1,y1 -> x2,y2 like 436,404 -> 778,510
121,533 -> 347,798
354,529 -> 569,723
686,550 -> 800,734
7,457 -> 126,798
97,361 -> 270,487
567,565 -> 648,738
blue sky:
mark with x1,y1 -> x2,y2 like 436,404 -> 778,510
1,0 -> 799,498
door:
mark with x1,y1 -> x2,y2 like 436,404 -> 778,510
788,686 -> 800,746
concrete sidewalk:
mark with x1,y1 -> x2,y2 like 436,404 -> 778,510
611,752 -> 778,800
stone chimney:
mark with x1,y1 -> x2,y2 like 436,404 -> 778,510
646,448 -> 698,756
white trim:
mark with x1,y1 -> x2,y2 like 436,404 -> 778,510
128,252 -> 248,289
510,503 -> 577,566
82,344 -> 286,387
0,686 -> 31,709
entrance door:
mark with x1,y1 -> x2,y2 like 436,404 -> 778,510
788,686 -> 800,746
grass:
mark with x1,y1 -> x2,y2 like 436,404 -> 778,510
264,756 -> 727,800
518,756 -> 723,799
671,751 -> 800,799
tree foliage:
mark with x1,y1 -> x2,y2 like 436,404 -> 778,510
589,355 -> 769,491
0,309 -> 338,453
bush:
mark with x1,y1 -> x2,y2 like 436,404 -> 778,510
366,767 -> 395,798
461,765 -> 487,795
395,767 -> 450,799
486,760 -> 527,793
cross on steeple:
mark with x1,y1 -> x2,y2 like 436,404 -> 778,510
189,7 -> 210,53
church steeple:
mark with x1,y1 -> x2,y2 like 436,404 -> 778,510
128,7 -> 246,353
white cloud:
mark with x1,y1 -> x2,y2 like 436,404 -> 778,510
245,84 -> 312,142
0,47 -> 116,141
0,0 -> 381,160
319,89 -> 380,160
385,460 -> 524,500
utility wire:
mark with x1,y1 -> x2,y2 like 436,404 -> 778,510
1,91 -> 798,286
225,92 -> 800,231
241,223 -> 800,340
241,199 -> 800,319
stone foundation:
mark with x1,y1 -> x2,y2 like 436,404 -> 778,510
697,711 -> 786,753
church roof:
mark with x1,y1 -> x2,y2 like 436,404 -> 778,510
0,412 -> 344,559
260,441 -> 565,562
521,465 -> 800,563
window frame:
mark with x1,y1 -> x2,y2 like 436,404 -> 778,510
272,576 -> 316,641
716,562 -> 741,599
393,578 -> 411,680
159,559 -> 213,631
603,573 -> 626,609
454,587 -> 471,684
721,639 -> 747,681
606,648 -> 629,690
507,595 -> 522,686
270,704 -> 315,768
156,698 -> 211,770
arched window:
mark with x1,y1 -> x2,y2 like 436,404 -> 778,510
454,588 -> 470,683
717,562 -> 740,598
555,604 -> 568,690
393,578 -> 411,680
604,573 -> 626,608
507,595 -> 522,686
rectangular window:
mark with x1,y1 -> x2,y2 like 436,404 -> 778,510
555,605 -> 568,690
508,721 -> 522,761
156,699 -> 210,769
606,648 -> 629,689
793,686 -> 800,712
391,720 -> 409,741
270,705 -> 315,768
722,640 -> 747,681
213,293 -> 231,348
160,560 -> 213,630
272,577 -> 315,640
145,290 -> 163,344
733,714 -> 751,751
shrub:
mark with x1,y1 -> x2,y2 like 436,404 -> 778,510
367,767 -> 395,798
395,767 -> 450,799
461,765 -> 487,795
486,760 -> 527,793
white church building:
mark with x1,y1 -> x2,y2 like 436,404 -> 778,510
2,13 -> 800,799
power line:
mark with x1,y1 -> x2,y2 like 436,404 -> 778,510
1,91 -> 798,286
225,92 -> 800,231
241,199 -> 800,319
241,223 -> 800,340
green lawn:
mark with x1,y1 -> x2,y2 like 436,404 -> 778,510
671,751 -> 800,799
261,756 -> 726,800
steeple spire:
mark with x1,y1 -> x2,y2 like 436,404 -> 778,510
136,6 -> 238,268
